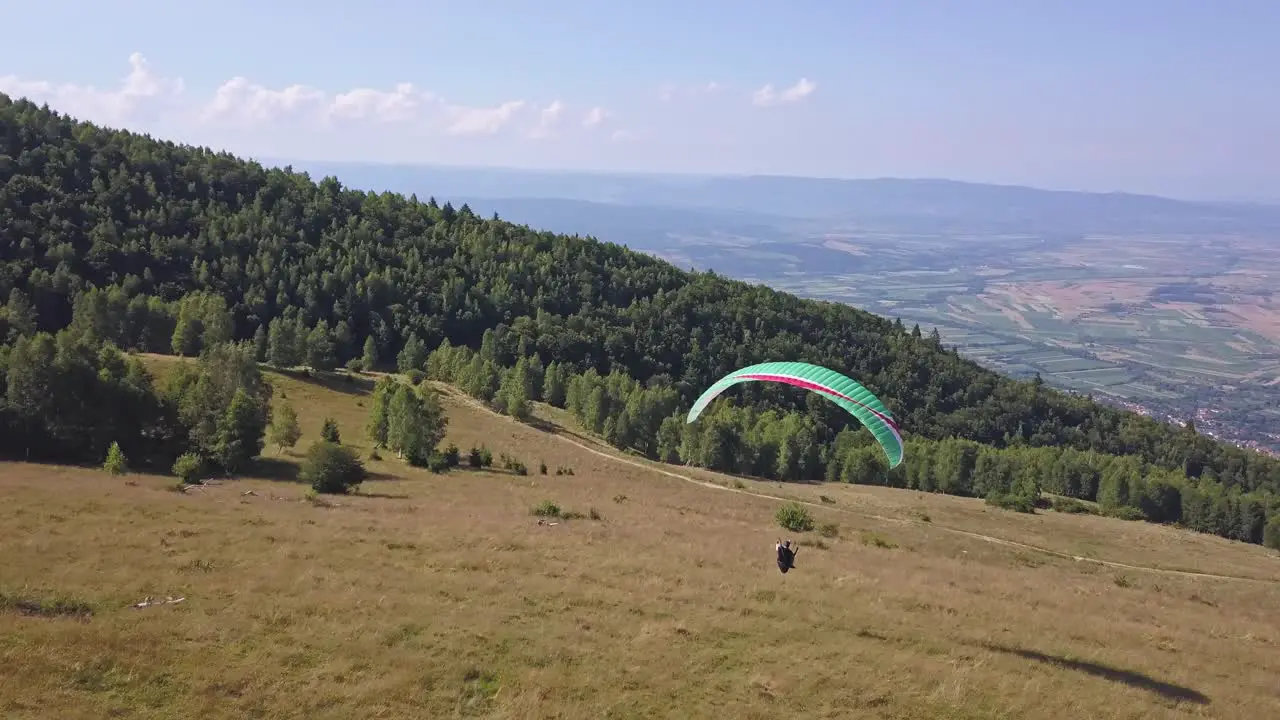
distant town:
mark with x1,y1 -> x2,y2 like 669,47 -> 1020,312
1105,397 -> 1280,459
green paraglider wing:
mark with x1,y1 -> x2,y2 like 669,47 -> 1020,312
686,361 -> 904,468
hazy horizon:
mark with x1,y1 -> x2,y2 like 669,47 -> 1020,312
254,157 -> 1280,206
3,1 -> 1278,201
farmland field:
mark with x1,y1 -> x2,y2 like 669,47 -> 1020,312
721,232 -> 1280,452
3,362 -> 1280,719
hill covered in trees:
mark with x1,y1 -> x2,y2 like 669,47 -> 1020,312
1,92 -> 1278,548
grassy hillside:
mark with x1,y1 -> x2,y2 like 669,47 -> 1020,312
3,362 -> 1278,719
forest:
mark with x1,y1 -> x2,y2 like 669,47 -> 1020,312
1,92 -> 1278,548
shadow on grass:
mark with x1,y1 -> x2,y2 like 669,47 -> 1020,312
975,641 -> 1209,705
246,458 -> 404,485
246,457 -> 302,483
525,415 -> 590,443
266,367 -> 375,397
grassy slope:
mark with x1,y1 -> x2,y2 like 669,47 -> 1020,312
2,356 -> 1279,720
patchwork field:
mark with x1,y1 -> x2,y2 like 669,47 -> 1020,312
3,363 -> 1280,719
736,231 -> 1280,452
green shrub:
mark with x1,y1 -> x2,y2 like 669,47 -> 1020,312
467,445 -> 493,468
442,443 -> 460,467
818,522 -> 840,539
775,502 -> 814,532
532,500 -> 561,518
499,453 -> 528,475
300,441 -> 367,494
426,452 -> 451,474
172,453 -> 204,484
405,369 -> 426,385
985,491 -> 1036,514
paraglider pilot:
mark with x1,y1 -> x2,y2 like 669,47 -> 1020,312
776,538 -> 798,574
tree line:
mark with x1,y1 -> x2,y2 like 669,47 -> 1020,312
0,323 -> 269,478
422,340 -> 1280,549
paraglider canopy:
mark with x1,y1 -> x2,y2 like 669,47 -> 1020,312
686,361 -> 903,468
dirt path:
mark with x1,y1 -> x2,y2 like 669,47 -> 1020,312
441,388 -> 1280,586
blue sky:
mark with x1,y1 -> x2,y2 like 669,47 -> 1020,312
1,0 -> 1277,200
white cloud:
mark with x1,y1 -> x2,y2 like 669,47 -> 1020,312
751,77 -> 817,107
528,100 -> 564,139
203,77 -> 327,126
0,52 -> 822,167
328,83 -> 433,122
446,99 -> 527,136
0,52 -> 183,124
583,106 -> 610,128
0,53 -> 547,140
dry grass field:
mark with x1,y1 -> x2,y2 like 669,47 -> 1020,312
3,360 -> 1280,719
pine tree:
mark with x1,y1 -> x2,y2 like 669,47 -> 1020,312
332,320 -> 354,364
252,324 -> 268,362
171,305 -> 203,357
366,377 -> 397,448
426,340 -> 456,381
362,335 -> 380,371
585,386 -> 608,434
543,362 -> 567,407
199,294 -> 233,349
320,417 -> 341,444
5,288 -> 38,341
417,384 -> 448,452
656,414 -> 684,463
499,357 -> 532,419
268,401 -> 302,453
397,332 -> 426,373
306,320 -> 336,370
214,388 -> 268,473
267,317 -> 298,367
1264,515 -> 1280,551
103,441 -> 127,476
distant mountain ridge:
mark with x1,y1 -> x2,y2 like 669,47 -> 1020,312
258,159 -> 1280,235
